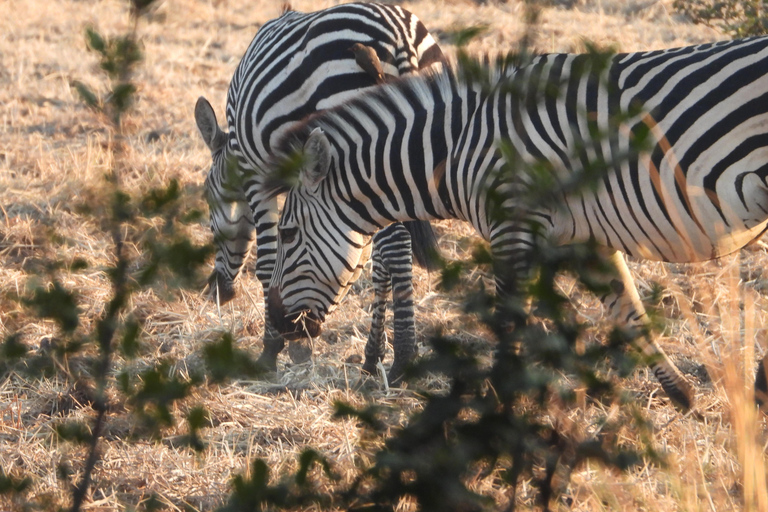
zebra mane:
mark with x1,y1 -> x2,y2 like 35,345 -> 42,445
272,52 -> 523,164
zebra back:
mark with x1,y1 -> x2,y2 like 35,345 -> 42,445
227,2 -> 445,172
268,37 -> 768,408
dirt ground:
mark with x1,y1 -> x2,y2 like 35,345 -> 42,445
1,0 -> 767,510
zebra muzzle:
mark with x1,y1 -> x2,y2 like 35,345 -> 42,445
267,287 -> 323,340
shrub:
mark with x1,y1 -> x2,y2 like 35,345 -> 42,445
673,0 -> 768,37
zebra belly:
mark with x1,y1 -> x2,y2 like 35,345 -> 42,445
555,181 -> 768,264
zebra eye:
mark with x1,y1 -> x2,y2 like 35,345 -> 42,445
280,227 -> 299,244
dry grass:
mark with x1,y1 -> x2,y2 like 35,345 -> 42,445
1,0 -> 767,510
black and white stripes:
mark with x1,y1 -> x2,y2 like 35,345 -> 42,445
195,3 -> 443,376
268,37 -> 768,407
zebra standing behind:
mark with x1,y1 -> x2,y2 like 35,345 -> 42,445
194,3 -> 444,380
266,37 -> 768,411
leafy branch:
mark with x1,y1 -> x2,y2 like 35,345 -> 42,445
68,2 -> 156,510
0,0 -> 214,509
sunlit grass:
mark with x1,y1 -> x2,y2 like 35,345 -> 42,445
0,0 -> 765,509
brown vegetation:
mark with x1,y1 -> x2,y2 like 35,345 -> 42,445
0,0 -> 766,509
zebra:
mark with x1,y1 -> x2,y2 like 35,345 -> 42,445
194,3 -> 445,380
266,37 -> 768,411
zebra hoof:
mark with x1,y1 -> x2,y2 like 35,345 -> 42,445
387,370 -> 406,387
206,270 -> 236,305
667,387 -> 694,412
255,352 -> 279,373
361,359 -> 377,376
287,339 -> 312,364
658,374 -> 695,412
755,355 -> 768,410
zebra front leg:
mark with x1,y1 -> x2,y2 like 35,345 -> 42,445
598,249 -> 694,410
252,197 -> 288,372
257,318 -> 285,372
363,224 -> 416,384
363,247 -> 391,376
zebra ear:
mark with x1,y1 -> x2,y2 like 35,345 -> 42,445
195,97 -> 227,152
301,127 -> 331,190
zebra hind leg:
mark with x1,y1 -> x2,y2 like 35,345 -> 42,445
363,223 -> 416,385
598,250 -> 695,411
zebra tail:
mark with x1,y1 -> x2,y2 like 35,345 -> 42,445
402,220 -> 442,272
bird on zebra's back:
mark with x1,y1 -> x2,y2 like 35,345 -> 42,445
349,43 -> 388,84
267,36 -> 768,411
194,3 -> 446,383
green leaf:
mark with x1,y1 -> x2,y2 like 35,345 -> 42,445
72,80 -> 100,109
69,258 -> 89,272
224,458 -> 291,511
187,405 -> 208,429
165,239 -> 213,281
131,361 -> 197,429
143,494 -> 164,512
181,406 -> 209,453
110,82 -> 136,114
0,468 -> 32,495
438,261 -> 464,291
141,179 -> 181,214
181,208 -> 205,224
448,25 -> 488,48
131,0 -> 160,16
84,27 -> 105,53
203,332 -> 265,383
295,449 -> 334,486
55,420 -> 93,445
121,318 -> 142,358
332,401 -> 386,431
2,333 -> 29,359
56,461 -> 73,484
112,189 -> 135,223
25,281 -> 80,334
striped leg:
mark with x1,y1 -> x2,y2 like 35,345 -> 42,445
490,222 -> 694,410
252,197 -> 288,371
363,223 -> 416,384
598,249 -> 694,410
363,244 -> 391,375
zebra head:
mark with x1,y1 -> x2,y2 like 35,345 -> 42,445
195,97 -> 256,304
267,128 -> 372,340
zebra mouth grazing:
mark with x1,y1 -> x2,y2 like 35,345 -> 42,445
267,287 -> 323,339
280,311 -> 323,340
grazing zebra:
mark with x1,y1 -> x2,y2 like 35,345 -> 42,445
267,37 -> 768,410
195,3 -> 444,379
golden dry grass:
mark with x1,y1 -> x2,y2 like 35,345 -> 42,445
1,0 -> 767,510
